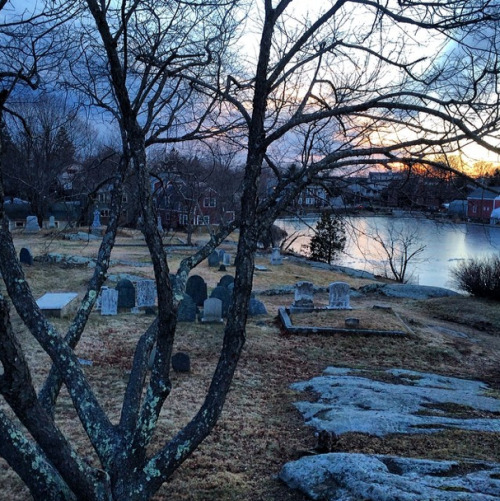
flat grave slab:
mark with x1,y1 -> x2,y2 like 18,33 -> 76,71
36,292 -> 79,318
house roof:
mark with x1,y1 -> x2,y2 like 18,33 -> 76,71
467,187 -> 500,200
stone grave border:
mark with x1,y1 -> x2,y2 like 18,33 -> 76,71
278,307 -> 407,336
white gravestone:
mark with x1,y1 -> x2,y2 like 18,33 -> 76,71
95,286 -> 109,311
270,247 -> 283,265
48,216 -> 56,229
101,289 -> 118,315
25,215 -> 40,233
328,282 -> 352,309
201,298 -> 223,323
136,280 -> 156,307
223,253 -> 231,266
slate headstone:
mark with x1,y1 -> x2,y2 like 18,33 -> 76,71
136,280 -> 156,307
101,289 -> 118,316
172,352 -> 190,372
177,294 -> 197,322
291,281 -> 315,312
186,275 -> 207,307
208,251 -> 220,267
218,249 -> 225,261
115,279 -> 136,309
270,247 -> 283,265
218,264 -> 227,272
19,247 -> 33,266
328,281 -> 351,309
210,285 -> 231,317
217,274 -> 234,289
248,297 -> 268,316
25,215 -> 40,233
201,298 -> 223,323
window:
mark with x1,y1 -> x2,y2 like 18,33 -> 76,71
179,213 -> 188,225
203,197 -> 216,208
472,206 -> 477,214
101,209 -> 110,218
305,197 -> 314,205
197,215 -> 210,225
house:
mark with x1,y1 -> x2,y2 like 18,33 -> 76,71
467,187 -> 500,222
152,174 -> 235,230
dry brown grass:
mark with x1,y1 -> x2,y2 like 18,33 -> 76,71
1,229 -> 500,500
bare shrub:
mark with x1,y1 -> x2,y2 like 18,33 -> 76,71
451,255 -> 500,300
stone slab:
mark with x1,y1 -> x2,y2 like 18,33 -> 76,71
36,293 -> 78,318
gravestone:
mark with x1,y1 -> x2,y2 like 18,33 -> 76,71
201,298 -> 223,323
101,289 -> 118,316
210,286 -> 231,317
48,215 -> 56,229
291,281 -> 315,312
36,292 -> 78,318
270,247 -> 283,265
249,297 -> 268,316
328,281 -> 351,309
172,352 -> 191,372
222,253 -> 231,266
217,274 -> 234,289
208,251 -> 220,267
136,280 -> 156,307
95,286 -> 109,311
186,275 -> 207,307
218,249 -> 226,261
218,264 -> 226,272
177,294 -> 197,322
91,210 -> 101,230
115,279 -> 136,309
25,215 -> 40,233
19,247 -> 33,266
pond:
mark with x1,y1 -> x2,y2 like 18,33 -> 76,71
276,216 -> 500,290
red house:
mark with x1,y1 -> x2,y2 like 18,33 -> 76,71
467,187 -> 500,221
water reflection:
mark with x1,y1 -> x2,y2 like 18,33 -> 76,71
276,216 -> 500,290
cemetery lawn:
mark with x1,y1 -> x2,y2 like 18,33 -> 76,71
1,229 -> 500,500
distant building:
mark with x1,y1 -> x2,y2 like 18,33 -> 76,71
467,187 -> 500,222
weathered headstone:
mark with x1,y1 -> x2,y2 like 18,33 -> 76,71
101,289 -> 118,316
249,297 -> 268,316
291,281 -> 315,312
328,281 -> 352,309
186,275 -> 207,307
115,279 -> 136,309
48,215 -> 56,229
136,280 -> 156,307
218,249 -> 226,261
218,264 -> 227,272
201,298 -> 223,323
270,247 -> 283,265
222,253 -> 231,266
91,210 -> 101,229
36,292 -> 78,318
177,294 -> 197,322
217,274 -> 234,289
25,215 -> 40,233
19,247 -> 33,266
210,286 -> 231,317
172,352 -> 191,372
208,251 -> 220,267
95,286 -> 109,311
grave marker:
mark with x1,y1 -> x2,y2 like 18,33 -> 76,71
201,298 -> 223,323
19,247 -> 33,266
25,215 -> 40,233
208,251 -> 220,267
172,352 -> 191,372
177,294 -> 197,322
291,281 -> 315,312
217,274 -> 234,289
101,289 -> 118,315
186,275 -> 207,307
270,247 -> 283,265
210,286 -> 231,317
136,280 -> 156,307
116,279 -> 136,309
36,292 -> 78,318
328,282 -> 352,309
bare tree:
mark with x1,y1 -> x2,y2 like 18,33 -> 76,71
1,1 -> 500,499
